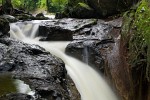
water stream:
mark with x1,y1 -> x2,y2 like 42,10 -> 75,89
9,20 -> 118,100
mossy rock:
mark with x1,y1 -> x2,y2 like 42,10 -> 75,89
121,0 -> 150,99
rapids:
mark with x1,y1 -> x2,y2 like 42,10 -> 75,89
9,20 -> 118,100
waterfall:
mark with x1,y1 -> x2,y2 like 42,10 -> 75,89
9,21 -> 118,100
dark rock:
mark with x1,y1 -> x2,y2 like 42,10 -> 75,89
65,18 -> 122,71
0,93 -> 34,100
0,38 -> 80,100
14,14 -> 34,21
58,0 -> 139,18
0,6 -> 3,15
87,0 -> 139,17
2,15 -> 18,22
13,8 -> 25,14
34,13 -> 49,20
36,13 -> 45,18
56,3 -> 96,19
65,20 -> 113,71
13,9 -> 49,20
0,17 -> 10,37
38,18 -> 97,41
66,40 -> 105,71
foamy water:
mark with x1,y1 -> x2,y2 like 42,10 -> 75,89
9,20 -> 118,100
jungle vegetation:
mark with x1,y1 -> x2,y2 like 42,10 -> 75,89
0,0 -> 68,13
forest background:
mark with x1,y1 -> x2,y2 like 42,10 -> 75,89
0,0 -> 68,13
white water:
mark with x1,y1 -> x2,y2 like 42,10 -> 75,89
9,21 -> 118,100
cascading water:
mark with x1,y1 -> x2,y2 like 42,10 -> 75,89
9,20 -> 118,100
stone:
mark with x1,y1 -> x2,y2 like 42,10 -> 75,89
38,18 -> 97,41
2,14 -> 18,22
0,37 -> 80,100
65,20 -> 114,71
14,14 -> 34,21
0,93 -> 34,100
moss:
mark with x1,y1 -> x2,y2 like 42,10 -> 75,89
132,0 -> 150,81
121,0 -> 150,99
122,0 -> 150,82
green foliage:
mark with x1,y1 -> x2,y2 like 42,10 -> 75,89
78,2 -> 92,10
0,0 -> 2,5
12,0 -> 23,8
124,0 -> 150,81
133,0 -> 150,81
48,0 -> 68,12
10,0 -> 68,13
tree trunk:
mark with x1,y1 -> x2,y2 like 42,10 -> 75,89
2,0 -> 13,14
46,0 -> 51,12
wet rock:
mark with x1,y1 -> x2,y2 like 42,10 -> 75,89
0,93 -> 34,100
0,38 -> 80,100
66,40 -> 105,71
38,18 -> 97,41
0,17 -> 10,37
14,14 -> 34,21
65,18 -> 122,71
14,13 -> 49,21
2,15 -> 18,22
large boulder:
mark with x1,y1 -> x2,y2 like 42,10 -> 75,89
38,18 -> 97,41
0,38 -> 80,100
65,20 -> 115,71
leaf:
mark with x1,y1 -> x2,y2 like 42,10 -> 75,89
78,2 -> 92,10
